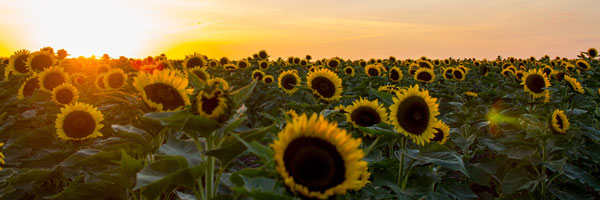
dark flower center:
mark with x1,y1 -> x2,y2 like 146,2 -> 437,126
453,70 -> 463,79
63,111 -> 96,138
284,137 -> 346,192
108,73 -> 124,89
396,96 -> 430,135
555,115 -> 563,129
525,74 -> 545,93
431,128 -> 444,142
56,89 -> 74,104
31,55 -> 53,71
14,55 -> 29,73
44,72 -> 65,91
345,68 -> 353,74
201,93 -> 221,115
144,83 -> 185,110
186,57 -> 204,68
312,77 -> 335,98
417,71 -> 432,82
368,68 -> 379,76
23,77 -> 39,97
351,106 -> 381,127
281,75 -> 297,90
253,72 -> 263,80
390,70 -> 400,80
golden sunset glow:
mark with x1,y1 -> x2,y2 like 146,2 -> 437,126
1,0 -> 600,59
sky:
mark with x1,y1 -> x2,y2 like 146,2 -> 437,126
0,0 -> 599,60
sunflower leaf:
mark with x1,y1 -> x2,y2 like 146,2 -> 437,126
232,80 -> 257,106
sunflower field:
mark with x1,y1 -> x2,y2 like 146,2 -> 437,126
0,47 -> 600,199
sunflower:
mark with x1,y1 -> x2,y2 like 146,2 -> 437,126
501,68 -> 513,77
252,69 -> 265,81
17,74 -> 39,100
365,64 -> 381,77
542,65 -> 553,76
343,66 -> 355,77
258,50 -> 269,60
300,59 -> 309,67
38,66 -> 69,92
550,109 -> 569,133
133,69 -> 191,111
285,109 -> 299,121
430,119 -> 450,144
307,68 -> 343,102
196,88 -> 229,120
564,75 -> 585,94
327,58 -> 340,69
465,91 -> 478,97
188,66 -> 211,84
206,77 -> 230,91
575,60 -> 590,71
389,67 -> 402,82
389,84 -> 439,146
358,60 -> 367,68
102,68 -> 127,90
263,75 -> 274,84
480,64 -> 489,76
7,49 -> 31,75
237,59 -> 250,69
515,70 -> 525,80
587,48 -> 598,58
51,83 -> 79,105
553,71 -> 565,81
27,51 -> 55,72
208,59 -> 219,68
345,98 -> 388,128
416,59 -> 434,69
451,68 -> 465,81
278,70 -> 301,95
0,142 -> 4,170
55,102 -> 104,141
224,64 -> 237,71
442,68 -> 454,80
521,69 -> 551,99
95,74 -> 106,90
565,64 -> 577,73
183,53 -> 206,69
377,85 -> 403,95
414,68 -> 435,83
259,60 -> 270,70
219,57 -> 230,65
271,114 -> 368,199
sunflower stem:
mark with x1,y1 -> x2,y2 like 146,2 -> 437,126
206,135 -> 215,199
397,137 -> 406,187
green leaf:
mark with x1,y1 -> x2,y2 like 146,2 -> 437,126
232,80 -> 257,106
158,135 -> 204,166
419,151 -> 470,177
45,176 -> 124,200
188,69 -> 205,90
368,88 -> 394,106
120,149 -> 143,177
563,163 -> 600,191
504,145 -> 536,160
502,167 -> 536,195
143,110 -> 219,137
134,158 -> 206,199
206,125 -> 273,166
231,175 -> 290,200
581,126 -> 600,141
548,184 -> 594,200
438,181 -> 477,200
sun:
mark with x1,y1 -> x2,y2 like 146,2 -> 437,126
26,0 -> 156,58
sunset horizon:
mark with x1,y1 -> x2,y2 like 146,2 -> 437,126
1,0 -> 599,60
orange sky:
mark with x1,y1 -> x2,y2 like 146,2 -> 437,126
1,0 -> 599,60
